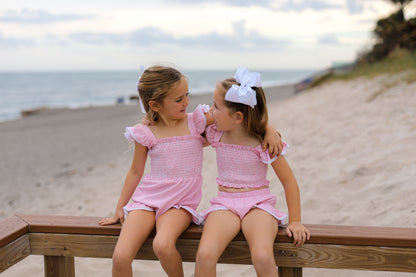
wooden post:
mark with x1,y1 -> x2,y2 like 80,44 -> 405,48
278,266 -> 302,277
44,256 -> 75,277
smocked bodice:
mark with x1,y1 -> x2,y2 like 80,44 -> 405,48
206,124 -> 288,189
124,105 -> 207,179
146,135 -> 204,178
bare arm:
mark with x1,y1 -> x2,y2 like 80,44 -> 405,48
99,141 -> 148,225
263,124 -> 283,157
271,156 -> 310,246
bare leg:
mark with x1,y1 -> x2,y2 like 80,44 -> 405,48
152,208 -> 192,277
195,210 -> 241,277
242,208 -> 279,277
112,210 -> 156,277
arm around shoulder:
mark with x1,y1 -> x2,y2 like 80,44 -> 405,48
263,124 -> 283,157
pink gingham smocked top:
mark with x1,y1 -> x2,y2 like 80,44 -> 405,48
206,124 -> 289,189
123,105 -> 207,224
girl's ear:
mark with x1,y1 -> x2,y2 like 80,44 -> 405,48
234,111 -> 244,125
148,100 -> 160,112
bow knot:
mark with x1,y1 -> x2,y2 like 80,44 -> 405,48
225,67 -> 262,108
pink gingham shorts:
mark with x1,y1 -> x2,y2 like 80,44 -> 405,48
200,188 -> 287,226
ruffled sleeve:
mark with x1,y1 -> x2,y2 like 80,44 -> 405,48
124,125 -> 156,148
258,141 -> 289,164
205,124 -> 222,147
188,104 -> 209,135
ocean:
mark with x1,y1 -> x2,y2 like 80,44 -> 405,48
0,69 -> 314,122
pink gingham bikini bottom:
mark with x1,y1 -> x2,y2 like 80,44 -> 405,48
200,188 -> 287,226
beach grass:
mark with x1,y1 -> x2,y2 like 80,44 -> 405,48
307,49 -> 416,101
329,49 -> 416,82
308,49 -> 416,89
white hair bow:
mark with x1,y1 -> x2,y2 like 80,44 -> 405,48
136,65 -> 146,114
225,66 -> 262,108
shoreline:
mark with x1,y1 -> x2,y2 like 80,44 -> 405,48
0,83 -> 296,123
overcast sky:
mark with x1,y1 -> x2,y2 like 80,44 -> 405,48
0,0 -> 398,71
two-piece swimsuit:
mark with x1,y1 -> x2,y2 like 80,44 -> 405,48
123,105 -> 207,224
201,124 -> 288,226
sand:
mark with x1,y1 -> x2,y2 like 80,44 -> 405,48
1,77 -> 415,276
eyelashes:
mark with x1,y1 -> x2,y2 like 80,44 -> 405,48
176,92 -> 190,103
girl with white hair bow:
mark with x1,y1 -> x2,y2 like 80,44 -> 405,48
195,67 -> 310,277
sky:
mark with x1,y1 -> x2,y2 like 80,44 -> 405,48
0,0 -> 399,71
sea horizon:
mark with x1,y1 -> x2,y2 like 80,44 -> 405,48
0,69 -> 316,122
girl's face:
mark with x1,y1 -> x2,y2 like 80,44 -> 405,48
160,77 -> 190,119
211,85 -> 235,131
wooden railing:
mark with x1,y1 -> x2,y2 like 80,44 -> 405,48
1,214 -> 416,276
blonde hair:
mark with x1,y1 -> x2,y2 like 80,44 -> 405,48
138,65 -> 184,124
218,78 -> 268,142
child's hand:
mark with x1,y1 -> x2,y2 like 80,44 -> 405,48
286,222 -> 310,247
262,126 -> 283,157
99,208 -> 125,226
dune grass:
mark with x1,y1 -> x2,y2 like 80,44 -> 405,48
308,49 -> 416,102
328,49 -> 416,82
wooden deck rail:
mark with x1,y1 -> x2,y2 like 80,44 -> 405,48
1,214 -> 416,277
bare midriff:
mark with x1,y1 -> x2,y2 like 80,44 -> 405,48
218,185 -> 269,193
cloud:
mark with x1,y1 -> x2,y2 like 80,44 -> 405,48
168,0 -> 274,8
346,0 -> 364,14
0,32 -> 34,48
69,32 -> 130,45
165,0 -> 344,11
317,33 -> 340,45
180,20 -> 289,50
278,0 -> 341,12
0,9 -> 92,24
70,20 -> 290,51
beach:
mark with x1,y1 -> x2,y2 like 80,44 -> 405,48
1,76 -> 415,276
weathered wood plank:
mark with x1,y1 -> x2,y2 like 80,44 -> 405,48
44,255 -> 75,277
304,224 -> 416,248
17,214 -> 416,247
0,234 -> 31,273
29,233 -> 254,263
17,214 -> 123,237
2,214 -> 414,274
0,215 -> 29,248
30,233 -> 151,259
274,243 -> 416,272
278,267 -> 303,277
18,214 -> 248,241
29,233 -> 416,272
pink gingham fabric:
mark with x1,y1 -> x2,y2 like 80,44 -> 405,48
201,124 -> 289,225
206,124 -> 288,189
122,105 -> 207,224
